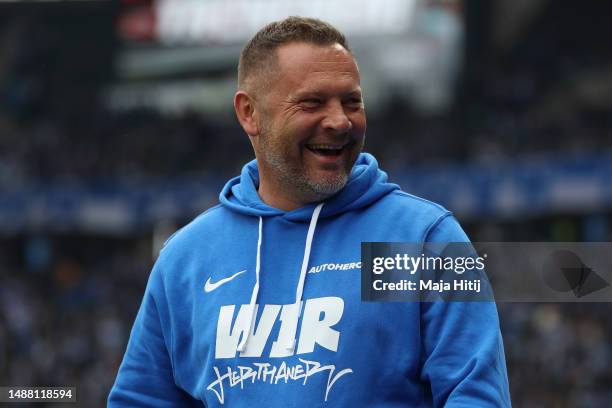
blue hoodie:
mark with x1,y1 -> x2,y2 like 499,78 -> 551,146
109,153 -> 511,407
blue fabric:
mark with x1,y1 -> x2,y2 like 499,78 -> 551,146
109,153 -> 511,407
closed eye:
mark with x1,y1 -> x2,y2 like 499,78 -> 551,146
300,98 -> 323,108
344,97 -> 364,109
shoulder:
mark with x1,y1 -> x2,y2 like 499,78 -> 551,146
379,190 -> 452,222
366,190 -> 466,242
389,190 -> 449,212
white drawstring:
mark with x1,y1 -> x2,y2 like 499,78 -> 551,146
286,202 -> 324,351
236,203 -> 324,353
236,216 -> 263,352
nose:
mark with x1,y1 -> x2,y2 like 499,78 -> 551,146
322,100 -> 352,134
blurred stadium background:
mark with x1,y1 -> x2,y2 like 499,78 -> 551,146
1,0 -> 611,406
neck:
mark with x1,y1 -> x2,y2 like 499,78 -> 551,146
257,178 -> 306,212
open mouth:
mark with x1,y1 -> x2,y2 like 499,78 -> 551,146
305,144 -> 346,157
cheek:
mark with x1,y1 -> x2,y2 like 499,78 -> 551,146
282,116 -> 318,144
269,123 -> 301,158
350,112 -> 367,134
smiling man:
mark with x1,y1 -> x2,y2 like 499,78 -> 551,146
109,17 -> 511,407
235,31 -> 366,211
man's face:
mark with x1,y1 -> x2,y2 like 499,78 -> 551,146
252,42 -> 366,206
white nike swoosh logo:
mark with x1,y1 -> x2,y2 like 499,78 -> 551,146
204,269 -> 247,293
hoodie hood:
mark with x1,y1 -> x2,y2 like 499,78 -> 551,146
219,152 -> 399,221
218,152 -> 399,354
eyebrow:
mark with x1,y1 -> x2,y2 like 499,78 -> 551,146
293,89 -> 362,99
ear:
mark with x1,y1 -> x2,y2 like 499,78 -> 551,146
234,90 -> 259,137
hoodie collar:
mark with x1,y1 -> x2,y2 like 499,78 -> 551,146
219,152 -> 399,221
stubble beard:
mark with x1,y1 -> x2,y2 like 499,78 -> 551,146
257,129 -> 355,205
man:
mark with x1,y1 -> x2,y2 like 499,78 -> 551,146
109,17 -> 511,407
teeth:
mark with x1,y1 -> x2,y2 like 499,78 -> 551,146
308,144 -> 343,150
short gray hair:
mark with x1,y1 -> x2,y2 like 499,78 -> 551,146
237,16 -> 350,93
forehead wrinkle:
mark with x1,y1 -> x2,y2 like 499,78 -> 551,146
302,61 -> 360,79
303,59 -> 357,68
301,70 -> 361,88
312,59 -> 355,64
288,71 -> 362,96
302,61 -> 359,77
276,45 -> 356,69
308,69 -> 358,76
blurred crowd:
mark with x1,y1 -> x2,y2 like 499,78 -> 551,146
0,108 -> 251,186
0,235 -> 151,406
500,302 -> 612,408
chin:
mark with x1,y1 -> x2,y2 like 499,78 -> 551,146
305,173 -> 349,198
